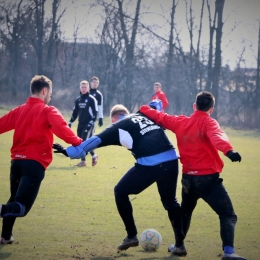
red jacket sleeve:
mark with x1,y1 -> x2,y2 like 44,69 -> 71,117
140,105 -> 177,130
0,109 -> 16,134
205,118 -> 233,155
159,93 -> 169,110
46,106 -> 82,146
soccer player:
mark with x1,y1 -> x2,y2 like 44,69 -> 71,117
68,80 -> 98,167
90,76 -> 103,127
53,100 -> 187,256
151,82 -> 169,112
0,75 -> 82,244
140,91 -> 247,260
89,76 -> 104,165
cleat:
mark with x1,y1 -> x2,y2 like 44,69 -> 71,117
222,253 -> 247,260
117,236 -> 139,251
168,244 -> 187,256
1,236 -> 14,245
74,161 -> 86,167
92,154 -> 98,166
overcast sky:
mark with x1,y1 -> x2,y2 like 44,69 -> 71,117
57,0 -> 260,70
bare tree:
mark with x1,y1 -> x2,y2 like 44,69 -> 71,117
0,0 -> 33,98
212,0 -> 225,119
29,0 -> 65,77
205,0 -> 215,92
165,0 -> 177,111
117,0 -> 141,111
256,22 -> 260,109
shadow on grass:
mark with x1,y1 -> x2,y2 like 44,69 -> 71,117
48,165 -> 81,171
0,247 -> 12,259
89,250 -> 181,259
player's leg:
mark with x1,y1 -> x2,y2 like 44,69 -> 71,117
1,160 -> 20,243
75,124 -> 86,166
201,174 -> 243,258
155,159 -> 186,255
88,125 -> 98,166
181,174 -> 199,237
1,160 -> 44,243
114,164 -> 157,250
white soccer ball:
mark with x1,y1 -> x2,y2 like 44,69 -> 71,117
140,229 -> 162,251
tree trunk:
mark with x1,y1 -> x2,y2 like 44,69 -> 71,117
166,0 -> 177,112
117,0 -> 141,111
212,0 -> 225,120
256,22 -> 260,108
206,0 -> 215,91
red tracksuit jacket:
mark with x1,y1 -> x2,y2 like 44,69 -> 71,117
0,97 -> 82,169
140,105 -> 233,175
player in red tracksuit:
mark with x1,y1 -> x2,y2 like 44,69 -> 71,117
0,75 -> 82,245
151,82 -> 169,112
140,91 -> 246,260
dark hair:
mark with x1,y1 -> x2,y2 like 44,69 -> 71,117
195,91 -> 215,111
30,75 -> 52,94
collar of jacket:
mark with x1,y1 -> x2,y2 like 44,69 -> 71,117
80,92 -> 90,97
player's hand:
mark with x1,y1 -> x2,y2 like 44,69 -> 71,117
98,118 -> 103,127
68,122 -> 72,128
52,143 -> 68,157
226,150 -> 241,162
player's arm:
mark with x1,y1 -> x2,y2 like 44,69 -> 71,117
68,99 -> 79,127
53,135 -> 101,159
53,124 -> 121,159
84,98 -> 97,132
205,118 -> 233,154
205,118 -> 241,162
160,93 -> 169,109
47,106 -> 82,146
87,98 -> 98,128
98,92 -> 104,126
140,105 -> 177,131
0,109 -> 16,134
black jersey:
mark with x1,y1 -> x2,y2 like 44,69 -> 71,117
97,112 -> 174,158
89,89 -> 103,119
69,92 -> 98,126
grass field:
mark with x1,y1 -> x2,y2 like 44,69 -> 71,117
0,108 -> 259,260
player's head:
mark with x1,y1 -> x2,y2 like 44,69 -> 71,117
30,75 -> 52,104
91,76 -> 99,89
194,91 -> 215,113
80,80 -> 89,94
154,82 -> 162,93
110,104 -> 129,123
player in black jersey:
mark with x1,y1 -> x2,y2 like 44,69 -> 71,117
90,76 -> 103,127
53,101 -> 186,256
89,76 -> 104,166
68,80 -> 98,167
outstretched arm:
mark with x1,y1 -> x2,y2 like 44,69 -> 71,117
53,136 -> 102,159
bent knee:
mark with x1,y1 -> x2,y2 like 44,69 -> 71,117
219,212 -> 237,223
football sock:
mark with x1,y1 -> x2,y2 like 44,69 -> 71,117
224,246 -> 235,254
